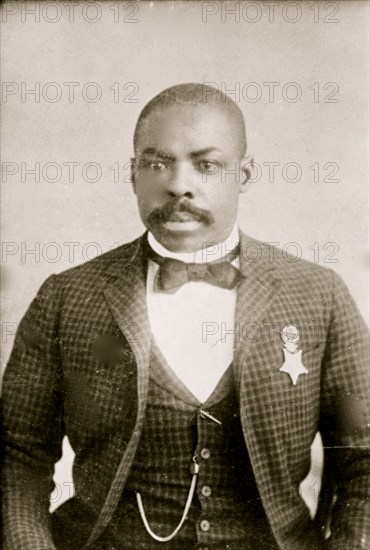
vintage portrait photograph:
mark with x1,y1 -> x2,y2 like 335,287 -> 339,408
1,1 -> 369,549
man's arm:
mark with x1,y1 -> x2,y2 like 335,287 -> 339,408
1,275 -> 64,550
319,270 -> 370,550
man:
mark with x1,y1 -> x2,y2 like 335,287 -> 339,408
1,83 -> 369,550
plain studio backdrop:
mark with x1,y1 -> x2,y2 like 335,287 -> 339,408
1,0 -> 369,518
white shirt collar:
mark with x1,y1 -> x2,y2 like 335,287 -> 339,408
147,222 -> 240,264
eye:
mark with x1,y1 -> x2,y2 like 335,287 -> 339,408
198,160 -> 221,174
140,159 -> 168,172
149,160 -> 167,171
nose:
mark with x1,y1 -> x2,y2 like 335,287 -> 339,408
166,162 -> 196,199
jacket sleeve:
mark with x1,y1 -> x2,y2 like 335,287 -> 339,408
319,269 -> 370,550
1,275 -> 64,550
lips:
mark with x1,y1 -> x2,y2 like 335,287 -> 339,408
167,211 -> 197,222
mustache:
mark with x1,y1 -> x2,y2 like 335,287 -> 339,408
146,199 -> 214,226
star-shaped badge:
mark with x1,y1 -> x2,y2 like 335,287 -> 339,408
279,349 -> 308,386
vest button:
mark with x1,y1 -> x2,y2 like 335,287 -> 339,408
200,519 -> 210,532
201,485 -> 212,497
200,448 -> 211,460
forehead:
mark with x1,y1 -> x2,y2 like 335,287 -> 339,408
135,103 -> 242,158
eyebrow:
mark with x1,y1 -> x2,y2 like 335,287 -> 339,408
140,146 -> 221,161
190,147 -> 221,159
140,148 -> 175,161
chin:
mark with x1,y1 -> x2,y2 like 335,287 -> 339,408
152,224 -> 207,253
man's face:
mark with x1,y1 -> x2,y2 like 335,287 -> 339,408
132,103 -> 251,252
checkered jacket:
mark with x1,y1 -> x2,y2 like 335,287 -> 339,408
1,232 -> 369,550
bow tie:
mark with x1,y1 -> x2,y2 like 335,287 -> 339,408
144,239 -> 245,293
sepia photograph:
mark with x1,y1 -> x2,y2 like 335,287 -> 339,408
1,1 -> 369,549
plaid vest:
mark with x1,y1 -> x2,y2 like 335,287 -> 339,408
93,340 -> 279,550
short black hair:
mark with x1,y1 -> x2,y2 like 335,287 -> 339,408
133,83 -> 247,156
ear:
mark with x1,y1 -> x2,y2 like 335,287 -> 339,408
239,154 -> 254,194
130,157 -> 137,194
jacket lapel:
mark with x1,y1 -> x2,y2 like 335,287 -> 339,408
87,235 -> 152,546
233,234 -> 312,544
233,232 -> 281,386
103,236 -> 151,400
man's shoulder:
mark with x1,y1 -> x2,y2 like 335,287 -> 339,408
52,234 -> 143,287
241,233 -> 330,272
240,232 -> 337,289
